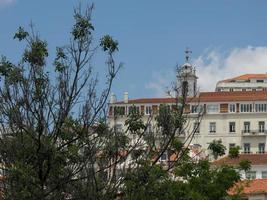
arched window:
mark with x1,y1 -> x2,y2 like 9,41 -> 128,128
182,81 -> 188,96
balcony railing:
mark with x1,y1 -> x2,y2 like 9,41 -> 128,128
241,130 -> 267,136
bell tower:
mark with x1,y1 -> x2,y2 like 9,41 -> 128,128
177,48 -> 198,97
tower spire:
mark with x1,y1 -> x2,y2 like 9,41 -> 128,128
185,47 -> 192,62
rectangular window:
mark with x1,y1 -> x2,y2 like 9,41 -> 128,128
243,122 -> 250,133
259,121 -> 265,133
191,105 -> 204,113
262,171 -> 267,178
259,143 -> 265,153
244,143 -> 251,154
114,106 -> 126,116
209,122 -> 216,133
194,122 -> 200,134
255,104 -> 267,112
229,104 -> 236,113
115,124 -> 123,133
240,104 -> 253,113
160,151 -> 168,161
145,124 -> 152,134
128,106 -> 140,115
229,143 -> 236,150
229,122 -> 236,133
145,106 -> 152,115
207,104 -> 219,113
257,80 -> 264,83
245,171 -> 256,179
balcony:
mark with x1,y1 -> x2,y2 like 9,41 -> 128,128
242,130 -> 267,136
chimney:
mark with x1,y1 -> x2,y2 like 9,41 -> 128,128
124,92 -> 129,103
110,93 -> 117,104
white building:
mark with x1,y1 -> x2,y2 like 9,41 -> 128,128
216,74 -> 267,92
108,53 -> 267,160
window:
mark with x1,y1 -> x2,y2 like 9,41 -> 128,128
259,143 -> 265,153
244,143 -> 251,154
114,106 -> 126,116
240,104 -> 253,112
229,122 -> 236,133
194,122 -> 200,134
262,171 -> 267,179
245,171 -> 256,179
259,121 -> 265,133
182,81 -> 188,96
115,124 -> 123,133
207,104 -> 219,113
229,143 -> 236,149
243,122 -> 250,133
145,124 -> 152,134
255,104 -> 267,112
128,106 -> 140,115
229,104 -> 236,113
145,106 -> 152,115
160,151 -> 168,161
191,105 -> 204,114
209,122 -> 216,133
257,79 -> 264,83
115,169 -> 123,179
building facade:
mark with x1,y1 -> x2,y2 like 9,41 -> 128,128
108,56 -> 267,158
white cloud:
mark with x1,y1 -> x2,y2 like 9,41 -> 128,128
0,0 -> 16,7
146,46 -> 267,96
195,46 -> 267,91
145,70 -> 175,97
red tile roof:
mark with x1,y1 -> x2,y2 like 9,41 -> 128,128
195,91 -> 267,102
212,154 -> 267,166
229,179 -> 267,195
219,74 -> 267,83
112,91 -> 267,104
116,98 -> 177,104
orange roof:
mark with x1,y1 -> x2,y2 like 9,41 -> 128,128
116,98 -> 177,104
229,179 -> 267,195
212,154 -> 267,166
112,91 -> 267,104
219,74 -> 267,83
195,91 -> 267,102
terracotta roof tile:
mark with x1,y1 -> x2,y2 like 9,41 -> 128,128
219,74 -> 267,83
116,98 -> 177,104
229,179 -> 267,195
212,154 -> 267,166
195,91 -> 267,102
112,91 -> 267,105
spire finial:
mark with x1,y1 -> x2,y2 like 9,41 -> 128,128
185,47 -> 192,62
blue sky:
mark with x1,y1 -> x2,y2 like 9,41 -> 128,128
1,1 -> 267,100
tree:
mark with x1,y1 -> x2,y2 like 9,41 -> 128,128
229,146 -> 240,158
122,158 -> 241,200
0,4 -> 241,200
0,4 -> 121,200
208,139 -> 226,160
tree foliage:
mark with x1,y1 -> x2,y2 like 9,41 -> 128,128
208,139 -> 226,159
0,5 -> 121,200
0,4 -> 241,200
